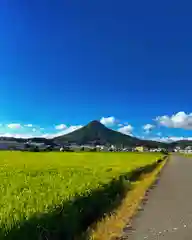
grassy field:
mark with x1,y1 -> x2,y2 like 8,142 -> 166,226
0,151 -> 163,239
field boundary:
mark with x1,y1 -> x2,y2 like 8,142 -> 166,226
88,155 -> 168,240
180,153 -> 192,158
0,155 -> 167,240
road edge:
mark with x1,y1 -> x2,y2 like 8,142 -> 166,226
89,156 -> 168,240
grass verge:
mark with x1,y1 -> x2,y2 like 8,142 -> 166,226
181,153 -> 192,158
89,157 -> 167,240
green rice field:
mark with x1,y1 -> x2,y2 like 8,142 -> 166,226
0,151 -> 163,239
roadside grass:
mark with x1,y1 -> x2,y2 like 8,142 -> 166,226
0,151 -> 163,239
90,158 -> 167,240
178,152 -> 192,158
182,154 -> 192,158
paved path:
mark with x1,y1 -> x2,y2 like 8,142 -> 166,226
122,155 -> 192,240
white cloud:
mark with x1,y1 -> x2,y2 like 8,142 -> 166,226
143,124 -> 155,133
156,112 -> 192,130
118,124 -> 133,135
100,117 -> 117,126
147,137 -> 169,142
60,125 -> 83,135
25,124 -> 33,127
7,123 -> 21,129
0,133 -> 34,139
43,125 -> 83,139
55,124 -> 67,130
118,123 -> 124,127
0,124 -> 83,139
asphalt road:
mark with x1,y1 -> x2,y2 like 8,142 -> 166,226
121,155 -> 192,240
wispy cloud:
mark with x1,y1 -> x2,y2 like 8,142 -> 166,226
149,136 -> 192,143
143,124 -> 155,133
7,123 -> 21,129
43,125 -> 83,139
0,133 -> 34,139
24,124 -> 33,127
0,123 -> 83,139
55,124 -> 67,130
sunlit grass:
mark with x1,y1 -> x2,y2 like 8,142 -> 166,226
182,153 -> 192,158
0,151 -> 162,237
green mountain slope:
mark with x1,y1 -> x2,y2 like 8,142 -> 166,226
54,120 -> 168,148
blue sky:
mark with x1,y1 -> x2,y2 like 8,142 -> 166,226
0,0 -> 192,141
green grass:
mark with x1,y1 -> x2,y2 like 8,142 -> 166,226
182,153 -> 192,158
0,151 -> 162,239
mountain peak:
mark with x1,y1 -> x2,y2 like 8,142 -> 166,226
54,119 -> 167,148
87,120 -> 104,128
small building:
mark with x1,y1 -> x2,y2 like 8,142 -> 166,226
135,146 -> 148,152
25,141 -> 51,151
96,145 -> 108,151
184,146 -> 192,154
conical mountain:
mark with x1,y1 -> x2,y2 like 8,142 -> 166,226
54,120 -> 155,147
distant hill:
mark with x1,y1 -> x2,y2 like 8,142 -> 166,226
0,137 -> 55,145
169,140 -> 192,149
54,120 -> 168,148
